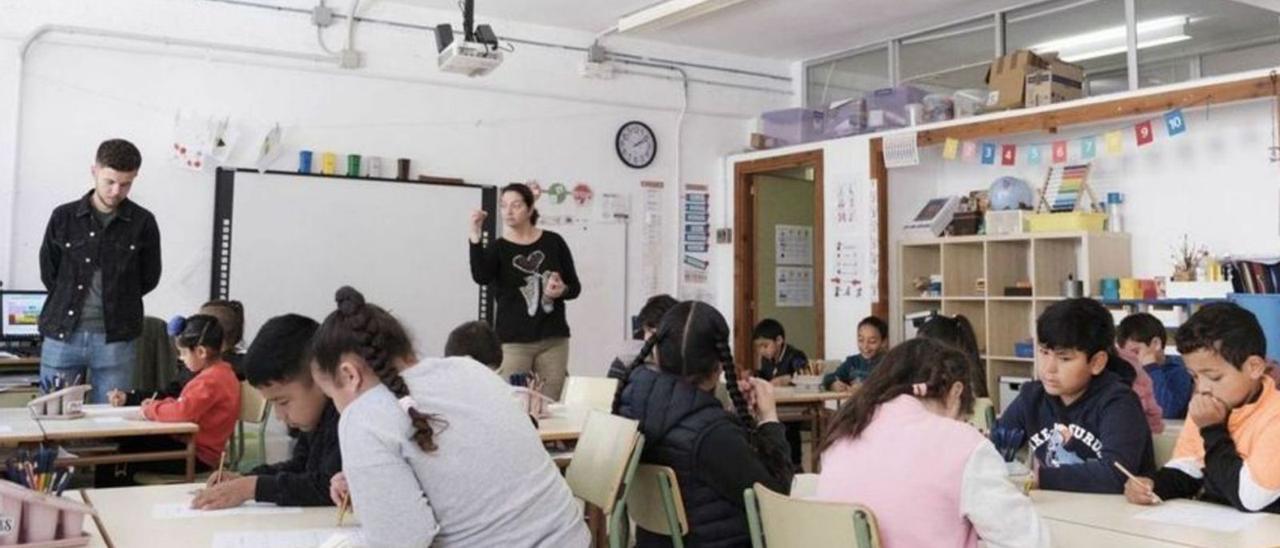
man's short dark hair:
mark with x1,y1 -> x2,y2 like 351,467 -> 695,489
1176,302 -> 1267,369
244,314 -> 320,387
1117,313 -> 1167,346
444,320 -> 503,369
95,139 -> 142,172
1036,298 -> 1114,357
752,318 -> 785,341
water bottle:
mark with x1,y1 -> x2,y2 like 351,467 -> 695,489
1106,192 -> 1124,233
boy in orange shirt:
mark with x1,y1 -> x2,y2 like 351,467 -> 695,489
98,314 -> 240,486
1124,303 -> 1280,513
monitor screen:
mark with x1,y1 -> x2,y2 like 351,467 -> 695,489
1,291 -> 47,339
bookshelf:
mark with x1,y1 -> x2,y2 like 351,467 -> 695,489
899,231 -> 1132,409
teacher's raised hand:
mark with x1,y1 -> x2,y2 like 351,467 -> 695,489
469,209 -> 488,243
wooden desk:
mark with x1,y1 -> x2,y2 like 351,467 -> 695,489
0,408 -> 51,444
1032,490 -> 1280,548
774,388 -> 850,471
538,404 -> 590,443
79,483 -> 357,548
67,491 -> 108,548
0,357 -> 41,367
0,405 -> 198,481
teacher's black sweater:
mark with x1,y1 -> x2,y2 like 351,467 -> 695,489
469,230 -> 581,343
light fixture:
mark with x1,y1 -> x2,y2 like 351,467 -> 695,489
1031,15 -> 1190,63
617,0 -> 751,33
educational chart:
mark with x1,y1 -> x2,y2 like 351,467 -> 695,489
828,177 -> 877,302
882,131 -> 920,168
868,178 -> 880,301
834,179 -> 859,228
682,185 -> 711,295
775,225 -> 813,266
641,180 -> 665,297
831,237 -> 864,298
776,266 -> 814,307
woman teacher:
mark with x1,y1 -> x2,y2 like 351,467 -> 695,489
469,183 -> 580,400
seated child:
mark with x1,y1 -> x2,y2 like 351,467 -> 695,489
917,314 -> 984,397
109,299 -> 246,405
1118,312 -> 1193,419
614,301 -> 793,547
817,339 -> 1050,547
995,298 -> 1155,494
608,294 -> 677,380
823,316 -> 887,391
753,318 -> 809,387
444,320 -> 504,369
98,314 -> 241,486
314,287 -> 589,547
191,314 -> 341,509
1124,303 -> 1280,513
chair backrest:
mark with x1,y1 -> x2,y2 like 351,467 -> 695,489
745,483 -> 881,548
239,381 -> 270,424
1153,431 -> 1178,467
817,360 -> 842,376
565,411 -> 641,515
790,473 -> 820,498
561,377 -> 620,411
970,397 -> 996,434
627,465 -> 688,538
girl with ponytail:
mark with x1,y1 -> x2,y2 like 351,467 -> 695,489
312,287 -> 588,548
815,339 -> 1050,548
613,301 -> 793,548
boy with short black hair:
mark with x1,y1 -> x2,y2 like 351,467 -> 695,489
191,314 -> 340,509
445,320 -> 504,369
1118,312 -> 1193,419
752,318 -> 809,387
996,298 -> 1155,494
607,295 -> 677,380
1124,303 -> 1280,513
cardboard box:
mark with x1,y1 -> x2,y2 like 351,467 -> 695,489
1025,54 -> 1085,107
986,50 -> 1044,111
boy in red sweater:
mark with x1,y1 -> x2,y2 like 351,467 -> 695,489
98,314 -> 240,486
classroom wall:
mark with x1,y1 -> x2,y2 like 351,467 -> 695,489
0,0 -> 791,371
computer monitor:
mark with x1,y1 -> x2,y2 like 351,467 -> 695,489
1,290 -> 47,340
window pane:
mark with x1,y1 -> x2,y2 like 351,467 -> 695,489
900,17 -> 996,94
806,47 -> 889,109
1138,0 -> 1280,87
1006,0 -> 1129,96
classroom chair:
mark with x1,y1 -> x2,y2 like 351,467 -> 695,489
790,473 -> 820,498
561,376 -> 620,412
625,465 -> 688,548
970,397 -> 996,434
1153,431 -> 1178,468
564,411 -> 644,548
744,483 -> 881,548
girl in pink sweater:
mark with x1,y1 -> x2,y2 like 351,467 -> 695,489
815,339 -> 1049,548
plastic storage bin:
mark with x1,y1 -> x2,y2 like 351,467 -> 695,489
866,86 -> 927,130
761,108 -> 826,146
1026,212 -> 1107,233
823,98 -> 866,138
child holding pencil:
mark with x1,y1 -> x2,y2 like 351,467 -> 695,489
816,338 -> 1050,547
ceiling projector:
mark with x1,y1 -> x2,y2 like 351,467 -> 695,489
434,0 -> 503,77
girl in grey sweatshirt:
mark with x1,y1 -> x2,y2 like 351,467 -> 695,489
311,287 -> 589,548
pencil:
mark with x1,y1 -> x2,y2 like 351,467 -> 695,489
1114,461 -> 1162,503
213,451 -> 227,486
337,492 -> 350,526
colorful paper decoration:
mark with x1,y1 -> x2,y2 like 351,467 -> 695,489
1165,109 -> 1186,137
962,141 -> 979,162
1105,131 -> 1124,155
1001,144 -> 1017,166
1026,146 -> 1042,165
1080,137 -> 1097,160
942,138 -> 960,160
981,142 -> 997,165
1136,121 -> 1154,146
1052,141 -> 1068,164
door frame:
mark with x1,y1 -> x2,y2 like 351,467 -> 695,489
732,150 -> 825,370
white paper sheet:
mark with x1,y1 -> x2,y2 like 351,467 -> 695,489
1134,501 -> 1264,532
775,225 -> 813,266
151,501 -> 303,519
776,266 -> 815,307
211,527 -> 366,548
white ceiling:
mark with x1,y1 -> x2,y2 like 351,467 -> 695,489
381,0 -> 1033,60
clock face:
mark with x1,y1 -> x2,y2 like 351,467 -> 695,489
616,121 -> 656,169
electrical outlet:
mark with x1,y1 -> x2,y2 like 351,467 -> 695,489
312,5 -> 335,27
715,228 -> 732,244
338,49 -> 363,69
579,61 -> 614,79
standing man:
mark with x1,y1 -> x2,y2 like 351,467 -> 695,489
38,139 -> 161,403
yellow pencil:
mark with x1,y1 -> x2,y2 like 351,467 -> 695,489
336,493 -> 350,526
213,451 -> 227,486
1114,461 -> 1162,503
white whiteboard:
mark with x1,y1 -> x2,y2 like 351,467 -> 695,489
551,222 -> 629,377
221,171 -> 485,354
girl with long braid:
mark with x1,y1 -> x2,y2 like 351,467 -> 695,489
311,287 -> 588,548
613,301 -> 793,548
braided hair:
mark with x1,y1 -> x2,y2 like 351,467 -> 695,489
611,301 -> 793,479
820,338 -> 976,454
313,286 -> 443,452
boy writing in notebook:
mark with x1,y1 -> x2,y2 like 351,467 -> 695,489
1124,303 -> 1280,513
996,298 -> 1155,493
192,314 -> 341,509
753,318 -> 809,387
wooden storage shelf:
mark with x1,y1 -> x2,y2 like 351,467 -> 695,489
897,231 -> 1131,411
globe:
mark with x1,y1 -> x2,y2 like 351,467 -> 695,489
988,177 -> 1034,210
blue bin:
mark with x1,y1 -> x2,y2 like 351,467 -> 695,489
1228,294 -> 1280,362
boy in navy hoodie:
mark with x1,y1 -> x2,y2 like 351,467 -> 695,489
996,298 -> 1156,494
1118,312 -> 1193,419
